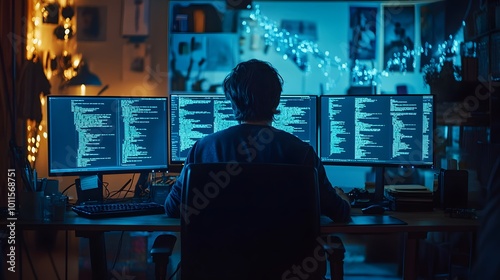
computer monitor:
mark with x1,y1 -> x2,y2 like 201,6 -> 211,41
169,94 -> 237,164
169,94 -> 318,165
319,94 -> 434,201
274,95 -> 317,151
47,96 -> 169,177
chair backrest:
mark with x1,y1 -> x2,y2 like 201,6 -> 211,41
180,162 -> 322,280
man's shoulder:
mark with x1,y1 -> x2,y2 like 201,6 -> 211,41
271,127 -> 311,145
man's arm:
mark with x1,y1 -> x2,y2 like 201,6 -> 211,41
310,150 -> 351,223
164,175 -> 182,218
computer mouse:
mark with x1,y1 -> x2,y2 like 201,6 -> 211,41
361,204 -> 385,215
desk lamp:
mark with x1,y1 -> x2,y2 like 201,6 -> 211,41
66,60 -> 105,95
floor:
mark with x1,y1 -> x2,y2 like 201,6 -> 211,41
12,230 -> 464,280
342,262 -> 401,280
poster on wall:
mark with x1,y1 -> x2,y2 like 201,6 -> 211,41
122,43 -> 151,82
349,6 -> 378,60
122,0 -> 150,36
420,2 -> 445,70
77,6 -> 107,41
170,33 -> 238,92
281,20 -> 318,42
383,5 -> 415,72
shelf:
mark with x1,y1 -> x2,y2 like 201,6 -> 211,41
467,28 -> 500,42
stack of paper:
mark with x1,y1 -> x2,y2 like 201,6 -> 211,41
384,185 -> 434,212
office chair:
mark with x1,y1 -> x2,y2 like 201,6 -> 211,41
150,233 -> 177,280
152,162 -> 344,280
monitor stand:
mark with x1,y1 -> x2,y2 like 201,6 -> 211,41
349,167 -> 388,208
374,166 -> 385,203
370,166 -> 392,208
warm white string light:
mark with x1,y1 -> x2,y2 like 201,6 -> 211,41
26,0 -> 75,166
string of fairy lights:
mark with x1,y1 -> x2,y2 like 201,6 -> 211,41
244,4 -> 464,91
26,0 -> 77,166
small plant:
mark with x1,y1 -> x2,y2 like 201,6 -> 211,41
422,63 -> 440,87
423,60 -> 462,88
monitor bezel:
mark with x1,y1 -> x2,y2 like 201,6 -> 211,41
47,95 -> 169,177
318,94 -> 435,169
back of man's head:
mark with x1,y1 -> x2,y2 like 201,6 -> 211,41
223,59 -> 283,122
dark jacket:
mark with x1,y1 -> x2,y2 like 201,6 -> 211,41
164,124 -> 350,223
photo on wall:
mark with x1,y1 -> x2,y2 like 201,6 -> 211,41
76,6 -> 107,41
383,5 -> 415,72
281,20 -> 318,42
122,43 -> 151,82
420,1 -> 445,70
349,6 -> 378,60
122,0 -> 150,36
169,33 -> 238,92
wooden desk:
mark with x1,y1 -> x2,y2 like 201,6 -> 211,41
17,209 -> 479,280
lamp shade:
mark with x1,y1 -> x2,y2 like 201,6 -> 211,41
67,61 -> 102,86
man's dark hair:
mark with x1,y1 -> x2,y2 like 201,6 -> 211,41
223,59 -> 283,122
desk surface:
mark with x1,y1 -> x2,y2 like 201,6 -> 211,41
16,209 -> 479,234
13,209 -> 478,280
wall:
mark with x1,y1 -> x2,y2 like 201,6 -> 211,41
236,0 -> 436,188
19,1 -> 485,279
36,0 -> 451,194
37,0 -> 169,198
241,1 -> 431,95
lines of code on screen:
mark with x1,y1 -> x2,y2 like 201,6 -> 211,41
169,95 -> 318,163
320,95 -> 434,166
48,96 -> 168,175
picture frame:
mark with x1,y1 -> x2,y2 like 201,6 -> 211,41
169,33 -> 238,92
349,6 -> 378,60
383,5 -> 415,72
419,2 -> 445,70
122,43 -> 151,81
281,20 -> 318,42
76,6 -> 107,41
122,0 -> 150,37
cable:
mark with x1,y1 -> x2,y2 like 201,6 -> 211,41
61,183 -> 75,195
168,261 -> 181,280
111,231 -> 125,272
107,189 -> 136,200
107,179 -> 131,199
103,182 -> 111,199
48,249 -> 62,280
122,174 -> 136,199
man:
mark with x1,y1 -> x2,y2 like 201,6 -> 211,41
164,59 -> 351,223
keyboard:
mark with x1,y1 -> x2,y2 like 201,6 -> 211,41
72,201 -> 165,219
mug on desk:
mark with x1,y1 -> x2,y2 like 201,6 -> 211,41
43,193 -> 68,222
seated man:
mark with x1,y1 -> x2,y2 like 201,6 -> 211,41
164,59 -> 351,223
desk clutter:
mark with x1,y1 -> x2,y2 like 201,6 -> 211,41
19,177 -> 68,222
444,208 -> 478,220
384,185 -> 434,212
